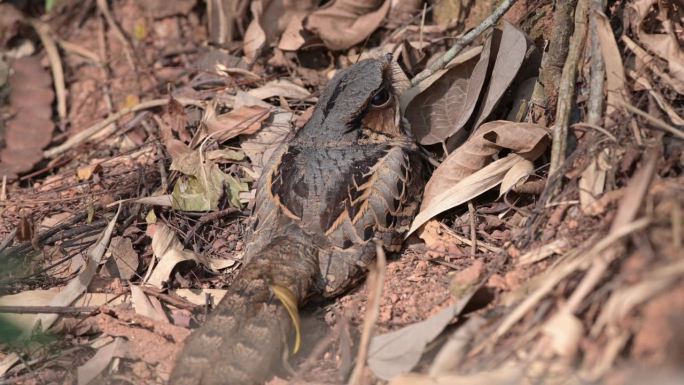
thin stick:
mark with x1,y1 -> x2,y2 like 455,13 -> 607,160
43,97 -> 204,158
549,0 -> 590,176
29,19 -> 67,123
347,242 -> 387,385
96,0 -> 136,71
0,305 -> 98,314
468,201 -> 477,256
620,101 -> 684,140
410,0 -> 517,86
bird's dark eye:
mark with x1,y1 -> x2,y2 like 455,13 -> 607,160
371,88 -> 390,107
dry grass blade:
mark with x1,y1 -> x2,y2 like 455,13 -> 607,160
594,11 -> 627,124
28,204 -> 121,335
348,242 -> 386,385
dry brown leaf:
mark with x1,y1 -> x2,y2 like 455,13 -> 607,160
109,236 -> 139,280
422,121 -> 549,207
173,288 -> 228,305
204,104 -> 271,142
245,0 -> 317,57
579,149 -> 610,213
130,285 -> 169,323
305,0 -> 390,51
247,78 -> 312,100
595,12 -> 627,123
630,0 -> 684,83
147,223 -> 235,288
28,205 -> 121,335
368,287 -> 481,380
499,158 -> 534,197
77,337 -> 129,385
473,22 -> 531,127
243,1 -> 267,63
404,55 -> 479,145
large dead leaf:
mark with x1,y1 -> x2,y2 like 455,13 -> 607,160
243,0 -> 317,60
304,0 -> 390,51
402,47 -> 482,145
422,121 -> 549,208
473,22 -> 531,127
368,287 -> 481,380
0,56 -> 55,177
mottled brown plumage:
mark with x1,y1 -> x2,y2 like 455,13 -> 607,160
170,56 -> 424,385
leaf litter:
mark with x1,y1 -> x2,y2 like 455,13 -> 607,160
0,1 -> 683,385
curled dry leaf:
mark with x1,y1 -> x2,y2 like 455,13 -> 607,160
244,0 -> 317,59
247,78 -> 312,100
170,147 -> 247,211
473,22 -> 533,128
410,121 -> 549,235
422,121 -> 549,207
368,286 -> 482,380
499,158 -> 534,197
305,0 -> 391,51
147,223 -> 235,289
77,337 -> 129,385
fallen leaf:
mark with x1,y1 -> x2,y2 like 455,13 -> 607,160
499,158 -> 534,197
305,0 -> 390,51
76,164 -> 102,181
147,223 -> 236,288
173,288 -> 228,305
421,121 -> 549,208
109,236 -> 139,280
28,205 -> 121,335
130,285 -> 169,323
247,79 -> 312,100
243,1 -> 267,63
473,22 -> 531,127
204,104 -> 271,143
77,337 -> 129,385
368,287 -> 481,380
403,53 -> 479,145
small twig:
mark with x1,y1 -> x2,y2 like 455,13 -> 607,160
347,242 -> 386,385
549,0 -> 590,176
586,0 -> 606,126
29,19 -> 67,123
468,201 -> 477,256
95,0 -> 136,71
410,0 -> 517,86
620,101 -> 684,140
571,123 -> 617,142
140,286 -> 199,312
43,97 -> 204,158
0,305 -> 98,314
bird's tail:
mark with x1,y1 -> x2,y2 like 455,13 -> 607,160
170,237 -> 318,385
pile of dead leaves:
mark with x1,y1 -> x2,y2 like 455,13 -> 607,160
0,0 -> 683,385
